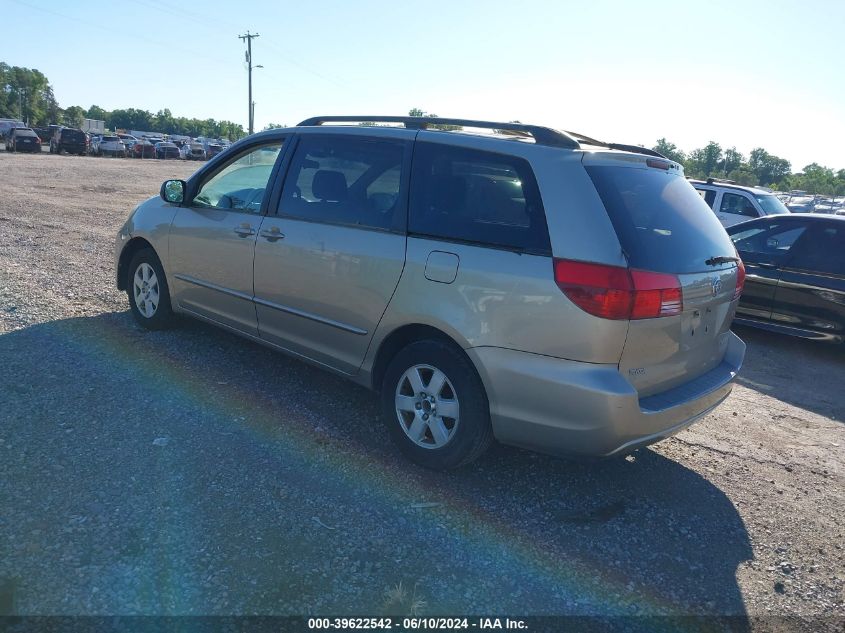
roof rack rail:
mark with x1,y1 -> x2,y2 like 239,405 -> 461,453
706,177 -> 736,185
564,130 -> 668,159
296,116 -> 580,149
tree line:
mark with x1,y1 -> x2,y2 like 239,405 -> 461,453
653,139 -> 844,197
3,62 -> 842,193
1,62 -> 245,140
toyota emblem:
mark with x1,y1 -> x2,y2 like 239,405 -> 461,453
712,277 -> 723,296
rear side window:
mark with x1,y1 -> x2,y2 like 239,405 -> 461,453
695,187 -> 717,209
586,166 -> 737,274
278,136 -> 406,232
409,142 -> 550,254
785,224 -> 845,275
730,221 -> 807,258
720,193 -> 758,217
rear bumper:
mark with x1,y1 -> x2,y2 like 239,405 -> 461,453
467,331 -> 745,458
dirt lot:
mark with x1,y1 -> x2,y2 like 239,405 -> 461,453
1,150 -> 843,625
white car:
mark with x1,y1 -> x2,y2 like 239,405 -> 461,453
88,134 -> 102,155
97,135 -> 127,157
691,179 -> 791,227
179,140 -> 206,160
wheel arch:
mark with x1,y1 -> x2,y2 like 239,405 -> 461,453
369,323 -> 477,394
117,237 -> 157,291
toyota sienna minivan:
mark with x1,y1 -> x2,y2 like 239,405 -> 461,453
115,116 -> 746,470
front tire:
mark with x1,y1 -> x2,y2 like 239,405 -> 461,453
127,249 -> 175,329
381,340 -> 493,470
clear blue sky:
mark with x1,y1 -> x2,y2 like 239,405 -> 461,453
5,0 -> 844,170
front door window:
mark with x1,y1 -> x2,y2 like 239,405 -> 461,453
192,143 -> 284,212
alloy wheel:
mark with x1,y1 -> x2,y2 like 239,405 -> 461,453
395,364 -> 460,449
133,263 -> 160,318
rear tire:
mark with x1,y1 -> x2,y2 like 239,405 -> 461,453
381,340 -> 493,470
127,249 -> 175,330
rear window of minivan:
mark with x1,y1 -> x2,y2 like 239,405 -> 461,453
586,166 -> 737,274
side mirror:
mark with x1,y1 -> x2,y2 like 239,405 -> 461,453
161,179 -> 186,204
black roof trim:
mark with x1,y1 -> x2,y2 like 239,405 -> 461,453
688,178 -> 769,194
296,116 -> 580,149
564,130 -> 668,159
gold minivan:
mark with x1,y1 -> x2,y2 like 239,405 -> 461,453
115,116 -> 745,469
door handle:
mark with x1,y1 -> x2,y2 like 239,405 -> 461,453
757,262 -> 778,270
259,226 -> 285,241
233,223 -> 255,237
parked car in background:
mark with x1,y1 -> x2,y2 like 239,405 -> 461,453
180,139 -> 206,160
5,127 -> 42,153
728,214 -> 845,343
785,196 -> 817,213
155,141 -> 180,159
812,198 -> 844,215
50,127 -> 88,155
98,136 -> 127,157
199,138 -> 223,159
0,119 -> 26,140
131,139 -> 156,158
691,179 -> 791,227
118,134 -> 138,154
114,115 -> 746,469
32,127 -> 52,144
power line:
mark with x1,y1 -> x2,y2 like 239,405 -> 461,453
10,0 -> 232,67
128,0 -> 348,89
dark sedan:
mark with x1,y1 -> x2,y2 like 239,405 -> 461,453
154,141 -> 180,160
5,127 -> 42,152
728,214 -> 845,343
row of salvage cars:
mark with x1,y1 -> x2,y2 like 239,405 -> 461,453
1,122 -> 229,161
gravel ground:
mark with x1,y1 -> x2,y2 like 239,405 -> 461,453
0,149 -> 843,626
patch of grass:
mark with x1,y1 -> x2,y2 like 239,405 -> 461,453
382,581 -> 426,616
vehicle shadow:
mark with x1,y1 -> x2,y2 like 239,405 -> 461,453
732,324 -> 844,422
0,313 -> 752,621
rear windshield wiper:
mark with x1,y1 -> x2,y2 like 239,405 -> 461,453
705,255 -> 740,266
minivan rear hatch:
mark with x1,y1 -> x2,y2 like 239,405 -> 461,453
583,154 -> 742,397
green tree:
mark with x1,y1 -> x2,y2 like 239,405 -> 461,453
798,163 -> 836,195
63,105 -> 85,128
263,123 -> 286,130
720,147 -> 744,176
0,63 -> 53,125
154,108 -> 175,132
686,141 -> 723,178
727,167 -> 758,186
86,104 -> 108,121
652,138 -> 686,164
748,148 -> 791,186
43,85 -> 60,124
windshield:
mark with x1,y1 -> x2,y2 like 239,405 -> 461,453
586,165 -> 737,273
754,193 -> 790,215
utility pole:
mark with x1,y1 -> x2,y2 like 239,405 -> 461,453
238,31 -> 259,135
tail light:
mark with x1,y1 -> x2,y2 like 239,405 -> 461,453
733,259 -> 746,300
553,259 -> 683,320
